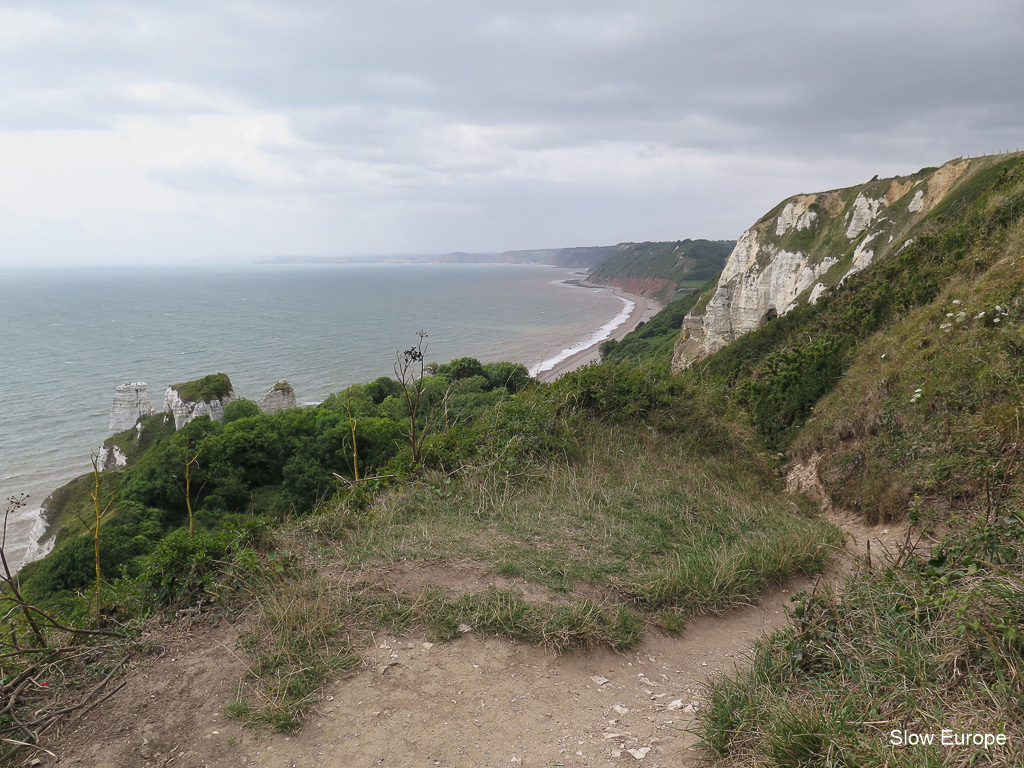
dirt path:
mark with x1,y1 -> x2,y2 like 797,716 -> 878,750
46,579 -> 809,768
229,583 -> 807,768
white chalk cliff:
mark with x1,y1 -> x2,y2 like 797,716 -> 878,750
164,383 -> 235,430
259,379 -> 297,414
108,382 -> 154,434
672,157 -> 975,370
96,443 -> 128,472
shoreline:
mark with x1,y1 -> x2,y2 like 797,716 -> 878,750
534,283 -> 662,383
7,271 -> 660,571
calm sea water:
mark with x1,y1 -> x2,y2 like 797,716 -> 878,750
0,263 -> 627,568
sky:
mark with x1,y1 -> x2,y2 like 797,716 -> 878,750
1,0 -> 1022,266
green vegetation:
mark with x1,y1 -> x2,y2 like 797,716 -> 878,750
587,239 -> 734,302
690,157 -> 1024,765
169,372 -> 233,403
18,361 -> 533,609
698,530 -> 1024,767
102,412 -> 175,463
696,155 -> 1024,452
600,278 -> 716,364
5,357 -> 837,739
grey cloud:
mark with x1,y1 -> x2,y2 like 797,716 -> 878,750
1,0 -> 1022,263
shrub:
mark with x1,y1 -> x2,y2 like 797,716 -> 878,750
138,519 -> 276,606
225,398 -> 262,422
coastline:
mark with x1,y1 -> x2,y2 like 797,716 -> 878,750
534,283 -> 662,383
6,268 -> 655,573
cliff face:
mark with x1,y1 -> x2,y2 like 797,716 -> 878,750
163,375 -> 235,430
259,379 -> 297,414
96,443 -> 128,472
108,383 -> 154,434
597,275 -> 674,299
672,157 -> 977,369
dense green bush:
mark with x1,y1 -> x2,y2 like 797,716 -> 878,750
138,517 -> 277,606
22,357 -> 539,605
224,398 -> 262,422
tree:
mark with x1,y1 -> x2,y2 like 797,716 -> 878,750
437,356 -> 485,381
86,453 -> 121,584
180,436 -> 204,537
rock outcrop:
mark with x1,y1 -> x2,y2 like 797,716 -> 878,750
163,374 -> 235,430
96,443 -> 128,472
108,383 -> 154,434
671,156 -> 988,370
259,379 -> 297,414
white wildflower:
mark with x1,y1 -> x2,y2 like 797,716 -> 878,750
952,299 -> 961,305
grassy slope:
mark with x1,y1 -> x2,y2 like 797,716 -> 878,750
694,156 -> 1024,765
587,240 -> 733,301
3,361 -> 841,743
325,422 -> 836,612
693,154 -> 1024,451
225,366 -> 841,728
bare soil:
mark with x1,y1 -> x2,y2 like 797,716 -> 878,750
42,580 -> 809,768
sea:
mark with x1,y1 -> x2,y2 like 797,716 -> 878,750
0,262 -> 631,570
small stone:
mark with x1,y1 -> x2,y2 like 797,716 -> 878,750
458,624 -> 473,634
422,642 -> 434,650
666,699 -> 684,710
683,703 -> 696,714
628,747 -> 651,759
591,676 -> 611,686
613,705 -> 629,715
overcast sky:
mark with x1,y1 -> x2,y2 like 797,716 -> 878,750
1,0 -> 1022,266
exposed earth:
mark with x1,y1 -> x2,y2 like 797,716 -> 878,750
47,586 -> 799,768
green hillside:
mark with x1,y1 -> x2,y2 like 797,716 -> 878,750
587,239 -> 734,301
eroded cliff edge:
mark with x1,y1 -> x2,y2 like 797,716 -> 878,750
670,155 -> 995,370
